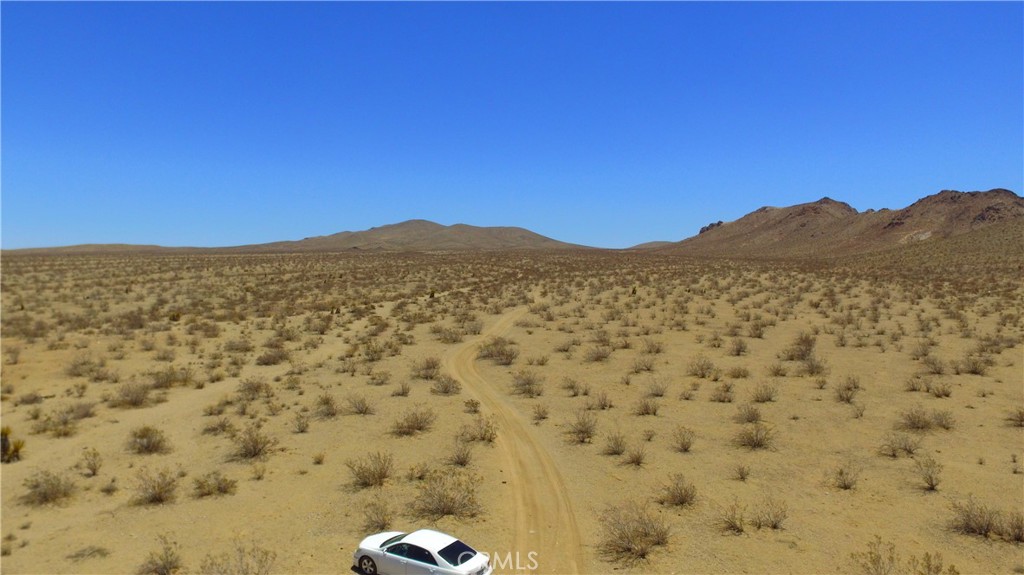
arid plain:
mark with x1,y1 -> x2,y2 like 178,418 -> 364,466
2,217 -> 1023,574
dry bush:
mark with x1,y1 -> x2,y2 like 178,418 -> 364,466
603,431 -> 627,456
834,376 -> 862,404
567,410 -> 598,444
198,538 -> 276,575
511,370 -> 544,398
598,500 -> 670,563
292,412 -> 310,433
22,470 -> 75,505
717,499 -> 746,534
1001,510 -> 1024,543
634,398 -> 659,416
458,416 -> 497,443
1004,407 -> 1024,428
949,496 -> 1000,537
232,423 -> 278,460
586,391 -> 613,411
931,409 -> 955,431
79,447 -> 102,477
584,345 -> 612,362
411,356 -> 442,380
236,378 -> 272,402
532,404 -> 549,424
128,426 -> 171,455
391,406 -> 436,436
831,459 -> 861,490
137,535 -> 183,575
752,495 -> 788,530
751,383 -> 777,403
193,471 -> 237,498
658,473 -> 696,507
410,471 -> 481,520
133,467 -> 179,505
915,455 -> 943,491
850,536 -> 960,575
347,452 -> 394,488
315,393 -> 339,418
727,366 -> 751,379
430,374 -> 462,396
734,423 -> 774,450
392,381 -> 411,397
445,442 -> 473,467
879,432 -> 921,458
255,348 -> 289,366
728,338 -> 748,357
203,417 -> 236,437
478,337 -> 518,365
647,381 -> 667,398
362,500 -> 392,533
733,464 -> 751,481
687,354 -> 716,378
345,394 -> 375,416
670,425 -> 695,453
110,381 -> 152,408
734,404 -> 762,424
622,445 -> 647,467
780,332 -> 816,362
898,405 -> 934,431
464,399 -> 480,414
709,382 -> 734,403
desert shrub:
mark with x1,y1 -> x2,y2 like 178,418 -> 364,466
463,399 -> 480,414
567,410 -> 597,444
391,406 -> 436,436
801,355 -> 828,376
133,467 -> 179,505
392,381 -> 411,397
927,381 -> 952,398
430,374 -> 461,396
292,412 -> 310,433
255,348 -> 288,366
734,404 -> 762,424
198,538 -> 276,575
1,426 -> 24,463
137,535 -> 183,575
603,431 -> 627,456
511,370 -> 544,398
233,423 -> 277,460
670,426 -> 695,453
367,370 -> 392,387
687,354 -> 716,378
203,417 -> 236,437
849,536 -> 960,575
128,426 -> 171,455
347,452 -> 394,488
717,499 -> 746,534
752,495 -> 788,530
1000,510 -> 1024,543
445,442 -> 473,467
709,382 -> 734,403
22,470 -> 75,505
410,471 -> 481,520
458,416 -> 497,443
237,378 -> 272,402
915,455 -> 943,491
634,398 -> 659,416
767,362 -> 787,377
80,447 -> 102,477
362,500 -> 392,533
733,464 -> 751,481
898,405 -> 933,431
949,496 -> 1000,537
727,366 -> 751,379
750,383 -> 777,403
834,376 -> 861,404
1007,407 -> 1024,428
532,404 -> 549,423
931,409 -> 955,431
561,377 -> 589,397
831,459 -> 861,490
478,337 -> 518,365
879,432 -> 921,458
622,445 -> 647,467
584,345 -> 612,363
658,473 -> 696,507
345,394 -> 374,416
632,357 -> 655,373
647,381 -> 667,398
734,423 -> 774,450
587,391 -> 613,411
223,339 -> 254,354
780,332 -> 815,362
315,393 -> 339,418
193,471 -> 237,498
411,356 -> 442,380
111,381 -> 152,408
149,365 -> 194,389
728,338 -> 748,357
921,354 -> 946,375
954,353 -> 989,376
598,500 -> 670,563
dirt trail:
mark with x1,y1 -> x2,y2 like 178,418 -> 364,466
443,308 -> 586,575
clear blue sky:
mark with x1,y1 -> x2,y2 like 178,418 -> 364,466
3,2 -> 1021,249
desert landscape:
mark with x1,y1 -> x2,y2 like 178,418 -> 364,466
1,190 -> 1021,574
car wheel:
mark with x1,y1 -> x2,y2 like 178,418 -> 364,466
358,556 -> 378,575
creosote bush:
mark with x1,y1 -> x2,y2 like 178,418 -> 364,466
598,500 -> 670,563
391,406 -> 437,436
22,470 -> 75,505
567,410 -> 597,444
198,538 -> 276,575
193,471 -> 237,498
347,451 -> 394,488
410,471 -> 481,520
658,473 -> 696,507
233,423 -> 278,460
128,426 -> 171,455
133,467 -> 179,505
137,534 -> 183,575
734,423 -> 774,450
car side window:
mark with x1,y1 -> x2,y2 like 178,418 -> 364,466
386,543 -> 410,558
405,545 -> 438,566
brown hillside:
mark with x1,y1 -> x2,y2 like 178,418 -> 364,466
663,188 -> 1022,259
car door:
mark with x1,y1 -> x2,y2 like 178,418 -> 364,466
402,544 -> 442,575
378,542 -> 411,575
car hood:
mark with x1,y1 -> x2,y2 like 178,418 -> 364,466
358,531 -> 404,551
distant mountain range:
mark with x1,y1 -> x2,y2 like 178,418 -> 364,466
642,188 -> 1023,259
7,188 -> 1021,259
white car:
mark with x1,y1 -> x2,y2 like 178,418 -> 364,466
353,529 -> 493,575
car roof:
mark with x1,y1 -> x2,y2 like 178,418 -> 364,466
402,529 -> 458,551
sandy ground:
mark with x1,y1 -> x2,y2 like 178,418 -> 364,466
1,252 -> 1021,574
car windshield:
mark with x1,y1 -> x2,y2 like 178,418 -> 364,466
437,540 -> 477,566
380,533 -> 406,548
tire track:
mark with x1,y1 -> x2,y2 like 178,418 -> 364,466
443,308 -> 586,575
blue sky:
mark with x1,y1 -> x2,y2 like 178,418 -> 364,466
3,2 -> 1021,249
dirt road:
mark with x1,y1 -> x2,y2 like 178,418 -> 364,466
443,308 -> 586,575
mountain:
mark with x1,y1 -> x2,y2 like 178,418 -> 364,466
658,189 -> 1023,259
7,220 -> 586,254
